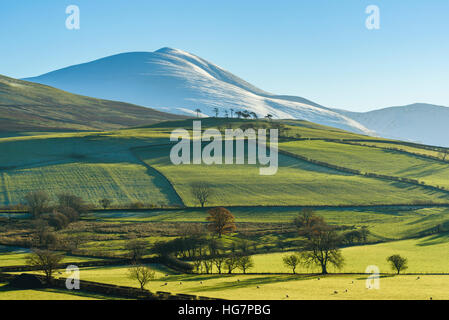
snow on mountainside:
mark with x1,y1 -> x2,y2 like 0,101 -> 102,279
23,48 -> 373,135
339,103 -> 449,147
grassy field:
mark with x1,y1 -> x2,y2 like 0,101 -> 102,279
0,251 -> 100,267
248,235 -> 449,274
68,266 -> 448,300
137,143 -> 447,207
1,118 -> 448,207
2,118 -> 449,300
87,206 -> 449,240
0,161 -> 180,207
279,140 -> 449,191
0,283 -> 108,300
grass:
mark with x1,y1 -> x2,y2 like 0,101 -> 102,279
0,74 -> 185,132
248,235 -> 449,274
137,142 -> 448,206
72,266 -> 449,300
279,140 -> 449,190
0,161 -> 180,207
0,283 -> 109,300
0,251 -> 99,267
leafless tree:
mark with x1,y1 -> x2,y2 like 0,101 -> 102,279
236,255 -> 254,274
283,254 -> 301,274
125,239 -> 147,262
128,264 -> 155,291
24,191 -> 50,218
190,182 -> 213,208
26,249 -> 63,283
300,227 -> 344,274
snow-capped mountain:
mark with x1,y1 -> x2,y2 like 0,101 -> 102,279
23,48 -> 372,135
339,103 -> 449,147
23,47 -> 449,146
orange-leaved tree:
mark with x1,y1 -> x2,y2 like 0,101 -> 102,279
206,207 -> 236,238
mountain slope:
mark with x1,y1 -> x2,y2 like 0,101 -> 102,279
24,48 -> 372,135
339,103 -> 449,147
0,74 -> 186,131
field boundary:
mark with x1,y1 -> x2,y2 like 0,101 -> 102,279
130,147 -> 185,207
278,148 -> 449,196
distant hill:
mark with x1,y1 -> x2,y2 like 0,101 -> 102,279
0,74 -> 186,132
339,103 -> 449,147
23,48 -> 372,135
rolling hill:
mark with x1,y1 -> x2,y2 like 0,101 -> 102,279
0,74 -> 186,132
0,118 -> 448,208
339,103 -> 449,147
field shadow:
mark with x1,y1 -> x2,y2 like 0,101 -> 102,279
175,274 -> 319,293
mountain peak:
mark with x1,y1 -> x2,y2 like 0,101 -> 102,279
155,47 -> 185,55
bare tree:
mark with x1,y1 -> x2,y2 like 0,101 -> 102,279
225,255 -> 239,274
387,254 -> 408,274
99,198 -> 112,209
211,251 -> 227,274
283,254 -> 301,274
32,219 -> 57,249
190,182 -> 213,208
213,107 -> 219,117
24,191 -> 50,218
236,255 -> 254,274
128,264 -> 155,291
195,108 -> 201,118
439,149 -> 449,161
125,239 -> 147,262
300,227 -> 344,274
26,249 -> 63,283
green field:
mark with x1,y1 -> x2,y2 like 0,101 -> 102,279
137,143 -> 447,207
0,251 -> 100,267
0,283 -> 106,300
2,118 -> 449,300
88,206 -> 449,240
279,140 -> 449,191
65,266 -> 449,300
248,235 -> 449,274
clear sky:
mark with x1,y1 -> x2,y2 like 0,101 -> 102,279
0,0 -> 448,112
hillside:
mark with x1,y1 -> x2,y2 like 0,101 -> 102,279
0,74 -> 186,132
23,48 -> 372,135
339,103 -> 449,147
0,118 -> 448,208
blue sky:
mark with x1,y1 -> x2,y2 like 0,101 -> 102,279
0,0 -> 448,111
